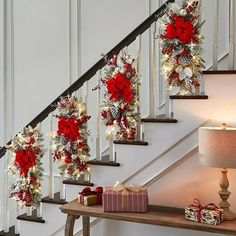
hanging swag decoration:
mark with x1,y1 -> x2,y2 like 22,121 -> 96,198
159,0 -> 205,95
51,96 -> 91,178
7,125 -> 44,208
98,52 -> 140,141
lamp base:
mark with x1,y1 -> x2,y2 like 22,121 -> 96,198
221,207 -> 236,221
218,169 -> 236,221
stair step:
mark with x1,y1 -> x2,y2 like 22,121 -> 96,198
114,140 -> 148,146
203,70 -> 236,74
63,178 -> 94,186
17,209 -> 45,223
141,115 -> 177,123
41,192 -> 67,205
0,226 -> 19,236
170,95 -> 208,99
87,159 -> 120,167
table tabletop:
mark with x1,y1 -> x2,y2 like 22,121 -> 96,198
60,200 -> 236,235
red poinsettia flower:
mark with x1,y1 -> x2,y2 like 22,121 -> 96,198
57,117 -> 81,142
166,16 -> 195,44
15,149 -> 36,176
106,73 -> 134,102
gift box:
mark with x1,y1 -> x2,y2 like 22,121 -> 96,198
103,183 -> 148,212
79,187 -> 103,206
185,199 -> 223,225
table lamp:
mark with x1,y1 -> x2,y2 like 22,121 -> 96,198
199,124 -> 236,221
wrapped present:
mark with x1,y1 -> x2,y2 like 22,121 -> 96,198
103,182 -> 148,212
79,187 -> 103,206
185,199 -> 223,225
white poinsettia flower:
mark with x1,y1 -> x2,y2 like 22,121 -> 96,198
184,67 -> 193,77
179,69 -> 186,81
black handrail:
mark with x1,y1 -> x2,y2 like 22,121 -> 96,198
0,0 -> 174,158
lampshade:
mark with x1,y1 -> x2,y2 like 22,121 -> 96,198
199,127 -> 236,168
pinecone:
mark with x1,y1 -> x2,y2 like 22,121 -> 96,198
111,106 -> 120,119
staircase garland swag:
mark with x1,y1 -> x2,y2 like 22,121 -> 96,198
51,96 -> 91,178
159,0 -> 205,95
7,125 -> 44,208
97,52 -> 140,141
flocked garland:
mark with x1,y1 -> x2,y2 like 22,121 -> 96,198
159,0 -> 205,95
7,125 -> 44,208
51,96 -> 91,178
98,52 -> 140,141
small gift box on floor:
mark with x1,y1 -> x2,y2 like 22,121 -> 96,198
185,199 -> 223,225
79,187 -> 103,206
103,182 -> 148,212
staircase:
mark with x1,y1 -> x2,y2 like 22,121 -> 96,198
0,0 -> 236,236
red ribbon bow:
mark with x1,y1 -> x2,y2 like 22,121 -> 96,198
80,187 -> 103,196
189,199 -> 221,222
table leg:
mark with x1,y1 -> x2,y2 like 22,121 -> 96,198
82,216 -> 90,236
65,214 -> 79,236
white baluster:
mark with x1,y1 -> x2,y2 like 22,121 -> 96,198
229,0 -> 235,70
84,80 -> 89,106
149,21 -> 157,118
26,207 -> 32,216
84,167 -> 91,182
15,204 -> 20,234
48,113 -> 54,199
96,70 -> 101,161
200,74 -> 205,95
37,202 -> 43,218
165,88 -> 173,119
3,0 -> 14,232
136,34 -> 142,141
60,173 -> 66,200
140,123 -> 145,142
109,140 -> 116,162
212,0 -> 219,70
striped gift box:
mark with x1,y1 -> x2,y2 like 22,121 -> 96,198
103,187 -> 148,212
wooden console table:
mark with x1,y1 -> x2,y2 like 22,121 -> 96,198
60,199 -> 236,236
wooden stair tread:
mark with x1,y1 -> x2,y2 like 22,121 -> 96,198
141,115 -> 177,123
63,178 -> 94,186
203,70 -> 236,74
87,159 -> 120,167
17,209 -> 45,223
170,95 -> 208,99
0,226 -> 19,236
41,192 -> 67,205
114,140 -> 148,146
